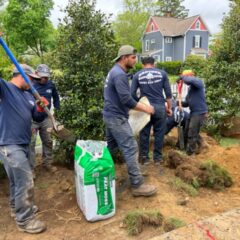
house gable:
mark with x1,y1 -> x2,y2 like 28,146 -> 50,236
145,18 -> 159,33
190,16 -> 208,31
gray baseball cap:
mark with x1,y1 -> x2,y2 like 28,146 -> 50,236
113,45 -> 137,62
36,64 -> 51,78
13,64 -> 40,79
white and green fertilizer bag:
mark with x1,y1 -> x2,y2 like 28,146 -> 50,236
74,140 -> 116,221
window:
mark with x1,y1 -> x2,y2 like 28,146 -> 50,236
193,35 -> 201,48
145,40 -> 150,51
196,20 -> 201,30
153,55 -> 160,62
165,37 -> 172,43
166,56 -> 172,62
151,39 -> 155,44
151,23 -> 154,31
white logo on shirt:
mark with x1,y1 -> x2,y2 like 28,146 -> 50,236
46,89 -> 52,93
29,100 -> 35,106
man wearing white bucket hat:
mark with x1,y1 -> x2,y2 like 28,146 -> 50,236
103,45 -> 157,197
131,56 -> 172,171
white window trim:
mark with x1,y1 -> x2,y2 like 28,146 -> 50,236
151,39 -> 155,44
145,40 -> 150,51
165,37 -> 172,43
166,56 -> 172,62
195,35 -> 200,48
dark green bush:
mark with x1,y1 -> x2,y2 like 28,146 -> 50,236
156,61 -> 182,75
55,0 -> 117,142
181,55 -> 207,78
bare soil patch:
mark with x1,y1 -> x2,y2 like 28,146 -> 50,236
0,132 -> 240,240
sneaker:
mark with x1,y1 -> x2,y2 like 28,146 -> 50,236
18,219 -> 46,234
11,205 -> 39,218
132,183 -> 157,197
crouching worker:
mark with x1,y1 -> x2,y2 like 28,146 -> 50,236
176,70 -> 208,155
165,97 -> 189,149
0,64 -> 47,233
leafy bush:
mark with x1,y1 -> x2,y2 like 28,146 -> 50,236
156,61 -> 182,75
204,1 -> 240,134
55,0 -> 117,142
181,55 -> 207,78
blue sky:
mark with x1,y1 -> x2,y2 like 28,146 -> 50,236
51,0 -> 230,34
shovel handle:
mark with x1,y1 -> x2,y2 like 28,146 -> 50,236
0,36 -> 57,130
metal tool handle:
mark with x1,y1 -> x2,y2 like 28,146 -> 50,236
0,36 -> 57,130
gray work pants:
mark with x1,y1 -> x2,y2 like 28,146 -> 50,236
29,118 -> 53,169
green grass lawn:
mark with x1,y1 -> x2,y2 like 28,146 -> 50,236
219,137 -> 240,147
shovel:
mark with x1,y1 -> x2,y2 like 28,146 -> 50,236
177,80 -> 185,150
0,35 -> 76,143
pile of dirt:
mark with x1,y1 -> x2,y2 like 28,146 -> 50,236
167,150 -> 233,190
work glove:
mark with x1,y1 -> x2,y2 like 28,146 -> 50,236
36,96 -> 49,112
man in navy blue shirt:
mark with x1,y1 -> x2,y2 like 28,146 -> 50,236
103,45 -> 157,197
177,70 -> 208,155
29,64 -> 60,173
0,64 -> 47,233
131,56 -> 172,170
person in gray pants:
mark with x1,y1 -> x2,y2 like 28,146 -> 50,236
29,64 -> 60,173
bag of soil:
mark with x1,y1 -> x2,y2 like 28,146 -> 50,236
74,140 -> 115,221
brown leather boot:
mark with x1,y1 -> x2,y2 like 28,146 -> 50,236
132,183 -> 157,197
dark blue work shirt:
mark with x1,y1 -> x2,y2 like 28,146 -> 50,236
0,78 -> 46,145
103,64 -> 137,118
181,76 -> 208,116
131,68 -> 172,105
33,80 -> 60,110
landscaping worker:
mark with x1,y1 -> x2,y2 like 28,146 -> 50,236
0,64 -> 47,233
103,45 -> 157,197
131,56 -> 172,170
176,70 -> 208,155
165,97 -> 189,135
29,64 -> 60,173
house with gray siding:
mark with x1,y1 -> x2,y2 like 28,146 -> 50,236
142,15 -> 210,62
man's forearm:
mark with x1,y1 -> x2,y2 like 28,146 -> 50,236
134,102 -> 154,115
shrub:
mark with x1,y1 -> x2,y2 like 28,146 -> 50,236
156,61 -> 182,75
181,55 -> 207,77
55,0 -> 117,143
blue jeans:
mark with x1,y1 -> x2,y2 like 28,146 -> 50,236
103,116 -> 144,188
140,105 -> 166,163
0,145 -> 35,226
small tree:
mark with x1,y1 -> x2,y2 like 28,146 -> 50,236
204,0 -> 240,133
113,0 -> 152,51
56,0 -> 117,140
155,0 -> 189,18
3,0 -> 55,61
